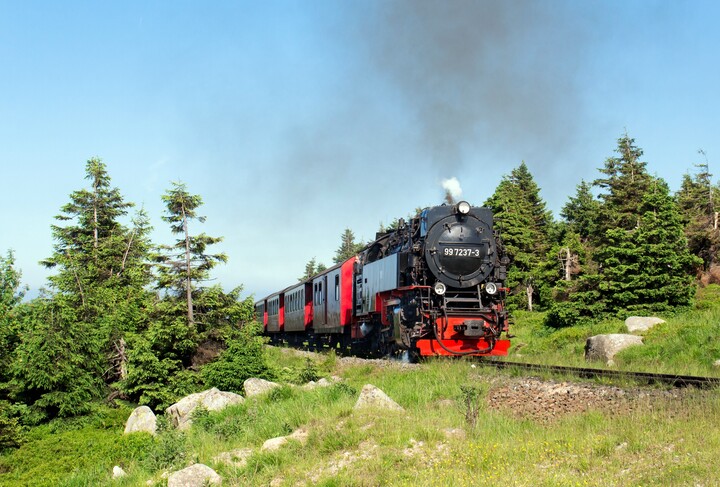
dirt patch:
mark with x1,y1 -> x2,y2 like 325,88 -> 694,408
486,377 -> 689,423
191,339 -> 226,368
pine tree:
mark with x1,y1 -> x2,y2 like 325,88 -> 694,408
42,158 -> 135,299
598,179 -> 700,312
299,257 -> 327,281
155,182 -> 227,327
0,251 -> 25,395
13,159 -> 151,417
676,156 -> 720,271
547,136 -> 695,326
333,228 -> 364,264
561,180 -> 599,242
594,133 -> 653,233
485,162 -> 552,310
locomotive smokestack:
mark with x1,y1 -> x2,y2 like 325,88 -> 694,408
442,177 -> 462,204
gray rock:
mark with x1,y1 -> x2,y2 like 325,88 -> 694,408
713,359 -> 720,368
166,388 -> 244,430
625,316 -> 665,333
167,464 -> 221,487
261,427 -> 309,452
261,436 -> 289,452
301,378 -> 333,390
244,378 -> 281,397
112,465 -> 126,479
354,384 -> 404,411
585,334 -> 644,364
124,406 -> 157,435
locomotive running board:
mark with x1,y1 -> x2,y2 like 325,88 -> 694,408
416,338 -> 511,357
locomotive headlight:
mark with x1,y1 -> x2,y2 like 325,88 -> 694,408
485,282 -> 498,295
433,281 -> 447,296
457,201 -> 471,215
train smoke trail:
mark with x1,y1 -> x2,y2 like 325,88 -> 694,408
360,0 -> 592,173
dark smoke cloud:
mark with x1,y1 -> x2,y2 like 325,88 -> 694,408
357,0 -> 593,172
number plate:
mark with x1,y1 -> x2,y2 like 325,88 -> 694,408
442,247 -> 481,258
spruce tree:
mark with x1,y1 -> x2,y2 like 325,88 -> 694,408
594,133 -> 653,233
155,182 -> 227,327
485,162 -> 552,310
561,180 -> 600,242
599,179 -> 699,311
676,158 -> 720,272
14,159 -> 151,417
42,158 -> 135,298
0,251 -> 25,396
333,228 -> 364,264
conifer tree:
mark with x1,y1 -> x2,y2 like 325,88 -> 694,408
42,158 -> 136,297
13,159 -> 151,417
299,257 -> 327,281
561,180 -> 599,242
485,162 -> 552,310
155,182 -> 227,327
676,156 -> 720,271
594,133 -> 653,233
333,228 -> 364,264
598,179 -> 699,311
0,251 -> 25,396
548,136 -> 698,326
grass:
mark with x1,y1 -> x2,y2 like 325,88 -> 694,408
4,286 -> 720,485
507,284 -> 720,376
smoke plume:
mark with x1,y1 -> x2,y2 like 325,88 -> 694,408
442,177 -> 462,204
360,0 -> 591,172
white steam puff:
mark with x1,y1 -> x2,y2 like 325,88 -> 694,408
442,177 -> 462,200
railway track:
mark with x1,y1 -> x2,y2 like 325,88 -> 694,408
477,359 -> 720,389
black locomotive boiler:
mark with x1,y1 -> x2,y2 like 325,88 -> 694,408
255,201 -> 511,357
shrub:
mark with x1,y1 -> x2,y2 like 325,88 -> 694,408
0,402 -> 23,451
201,323 -> 273,393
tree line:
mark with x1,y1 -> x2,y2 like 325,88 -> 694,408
486,133 -> 707,326
309,133 -> 710,328
0,159 -> 266,448
303,133 -> 710,328
0,133 -> 716,446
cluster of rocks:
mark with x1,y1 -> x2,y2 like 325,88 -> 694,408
486,376 -> 686,423
584,316 -> 665,365
119,377 -> 404,486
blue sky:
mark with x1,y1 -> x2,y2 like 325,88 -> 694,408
1,1 -> 719,300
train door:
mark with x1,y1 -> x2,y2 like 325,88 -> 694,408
322,275 -> 328,325
313,278 -> 325,328
313,274 -> 331,331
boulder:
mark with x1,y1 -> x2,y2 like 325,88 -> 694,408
585,334 -> 644,364
625,316 -> 665,333
124,406 -> 157,435
167,464 -> 221,487
354,384 -> 404,412
166,388 -> 244,430
244,378 -> 281,397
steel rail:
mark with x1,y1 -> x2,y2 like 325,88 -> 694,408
476,360 -> 720,389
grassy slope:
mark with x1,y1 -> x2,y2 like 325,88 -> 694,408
3,286 -> 720,486
509,284 -> 720,376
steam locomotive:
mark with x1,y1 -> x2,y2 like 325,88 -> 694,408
254,201 -> 511,357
